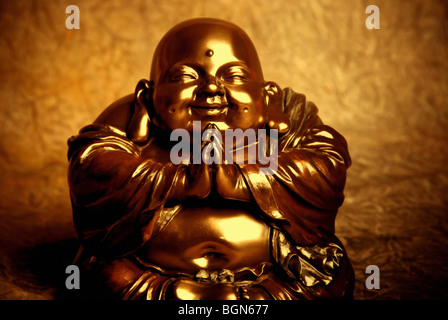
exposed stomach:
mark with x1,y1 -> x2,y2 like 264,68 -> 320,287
138,204 -> 271,273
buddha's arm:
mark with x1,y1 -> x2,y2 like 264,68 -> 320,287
274,124 -> 351,210
214,124 -> 350,210
214,86 -> 350,214
67,124 -> 211,258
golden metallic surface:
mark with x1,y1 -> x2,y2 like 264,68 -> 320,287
147,18 -> 288,138
67,18 -> 354,300
140,204 -> 271,272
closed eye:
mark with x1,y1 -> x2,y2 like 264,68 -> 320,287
225,74 -> 248,83
169,65 -> 198,83
221,65 -> 250,84
172,73 -> 197,82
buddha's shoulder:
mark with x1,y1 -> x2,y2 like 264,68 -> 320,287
93,94 -> 134,132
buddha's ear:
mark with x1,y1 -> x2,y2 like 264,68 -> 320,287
264,81 -> 289,134
127,79 -> 153,144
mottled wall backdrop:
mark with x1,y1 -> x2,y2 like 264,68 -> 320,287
0,0 -> 447,299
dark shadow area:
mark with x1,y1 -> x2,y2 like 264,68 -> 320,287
23,239 -> 122,300
4,238 -> 99,300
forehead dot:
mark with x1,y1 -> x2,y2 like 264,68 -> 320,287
205,49 -> 214,57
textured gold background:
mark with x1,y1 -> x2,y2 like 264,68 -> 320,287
0,0 -> 447,299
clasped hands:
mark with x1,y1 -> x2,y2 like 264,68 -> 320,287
170,123 -> 252,202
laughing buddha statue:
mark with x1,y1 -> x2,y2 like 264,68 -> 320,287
67,18 -> 354,300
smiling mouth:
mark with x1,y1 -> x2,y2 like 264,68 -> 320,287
190,103 -> 228,109
190,104 -> 229,116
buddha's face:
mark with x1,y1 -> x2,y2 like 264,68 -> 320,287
148,19 -> 273,133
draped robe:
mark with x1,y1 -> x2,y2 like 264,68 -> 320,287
67,88 -> 354,299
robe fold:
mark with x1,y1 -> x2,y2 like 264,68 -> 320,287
67,88 -> 353,299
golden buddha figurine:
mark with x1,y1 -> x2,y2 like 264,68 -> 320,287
67,18 -> 354,300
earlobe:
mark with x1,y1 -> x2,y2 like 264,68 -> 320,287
264,82 -> 289,134
135,79 -> 152,107
127,79 -> 153,144
263,82 -> 278,106
264,81 -> 280,96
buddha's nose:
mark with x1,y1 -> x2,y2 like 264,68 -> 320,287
199,76 -> 225,97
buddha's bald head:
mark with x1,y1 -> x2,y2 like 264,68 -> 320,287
137,18 -> 287,136
150,18 -> 264,83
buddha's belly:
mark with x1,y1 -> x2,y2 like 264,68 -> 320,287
139,206 -> 271,273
